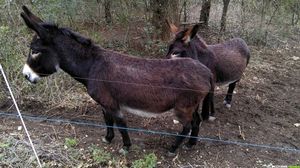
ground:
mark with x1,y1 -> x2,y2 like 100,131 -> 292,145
0,34 -> 300,167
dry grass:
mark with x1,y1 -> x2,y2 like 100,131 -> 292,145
0,2 -> 299,167
0,121 -> 153,168
1,1 -> 299,111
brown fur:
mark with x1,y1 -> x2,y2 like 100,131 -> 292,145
166,23 -> 250,115
20,6 -> 214,154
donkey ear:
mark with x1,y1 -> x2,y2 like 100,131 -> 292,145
166,19 -> 179,34
182,24 -> 200,44
22,5 -> 43,23
190,24 -> 200,39
21,12 -> 48,39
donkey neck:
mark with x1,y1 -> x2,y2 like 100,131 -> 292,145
192,37 -> 216,73
55,40 -> 97,86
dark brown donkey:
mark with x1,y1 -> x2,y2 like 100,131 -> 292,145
20,6 -> 214,155
166,23 -> 250,119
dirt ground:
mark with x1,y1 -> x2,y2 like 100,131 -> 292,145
1,31 -> 300,167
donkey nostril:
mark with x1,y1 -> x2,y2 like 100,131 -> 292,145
24,74 -> 29,80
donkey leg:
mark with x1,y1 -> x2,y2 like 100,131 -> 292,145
169,122 -> 192,155
209,92 -> 216,121
201,94 -> 210,121
102,109 -> 115,143
224,82 -> 237,108
114,116 -> 132,154
186,107 -> 201,148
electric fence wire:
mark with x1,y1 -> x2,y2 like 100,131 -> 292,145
0,111 -> 299,154
0,64 -> 42,167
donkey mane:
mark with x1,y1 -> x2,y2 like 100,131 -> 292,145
40,22 -> 59,30
40,22 -> 92,46
61,28 -> 92,46
195,35 -> 208,49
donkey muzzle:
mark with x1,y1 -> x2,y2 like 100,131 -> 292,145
22,64 -> 40,84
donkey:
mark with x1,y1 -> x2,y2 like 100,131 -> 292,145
20,6 -> 214,155
166,22 -> 250,119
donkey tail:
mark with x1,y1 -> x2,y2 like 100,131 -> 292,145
238,38 -> 251,65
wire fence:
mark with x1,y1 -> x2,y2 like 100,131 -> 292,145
1,63 -> 300,165
0,64 -> 42,167
0,111 -> 300,154
19,71 -> 239,94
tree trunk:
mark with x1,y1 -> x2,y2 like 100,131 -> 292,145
240,0 -> 245,30
169,0 -> 180,25
104,0 -> 112,24
199,0 -> 211,26
260,0 -> 269,30
291,2 -> 300,25
151,0 -> 179,40
183,0 -> 187,23
220,0 -> 230,33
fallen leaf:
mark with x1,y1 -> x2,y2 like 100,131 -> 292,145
17,126 -> 22,131
292,56 -> 299,61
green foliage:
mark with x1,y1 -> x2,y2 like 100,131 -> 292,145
0,0 -> 298,110
64,137 -> 78,148
288,166 -> 300,168
0,1 -> 88,108
0,23 -> 30,102
0,153 -> 4,161
0,142 -> 11,149
88,31 -> 103,44
66,148 -> 82,161
131,153 -> 157,168
90,145 -> 113,165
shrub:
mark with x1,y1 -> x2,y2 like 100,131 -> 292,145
131,153 -> 157,168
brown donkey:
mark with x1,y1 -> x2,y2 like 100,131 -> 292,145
20,6 -> 214,155
166,23 -> 250,119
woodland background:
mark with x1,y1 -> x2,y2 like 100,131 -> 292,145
0,0 -> 299,105
0,0 -> 299,167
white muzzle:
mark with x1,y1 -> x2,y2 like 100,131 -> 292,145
22,64 -> 40,83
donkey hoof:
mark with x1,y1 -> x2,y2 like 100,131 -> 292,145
209,116 -> 216,121
101,137 -> 110,144
223,100 -> 231,109
118,148 -> 129,155
167,151 -> 176,157
225,103 -> 231,109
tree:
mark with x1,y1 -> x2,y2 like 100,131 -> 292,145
104,0 -> 112,24
220,0 -> 230,33
199,0 -> 211,26
290,1 -> 300,25
150,0 -> 179,40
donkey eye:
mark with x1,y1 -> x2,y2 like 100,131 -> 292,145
171,51 -> 181,58
173,51 -> 181,55
32,50 -> 39,54
30,50 -> 41,59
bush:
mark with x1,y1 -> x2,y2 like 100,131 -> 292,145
131,153 -> 157,168
64,137 -> 78,148
89,145 -> 113,166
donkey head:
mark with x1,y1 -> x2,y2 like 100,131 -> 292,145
21,6 -> 92,84
21,6 -> 61,83
165,22 -> 203,60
